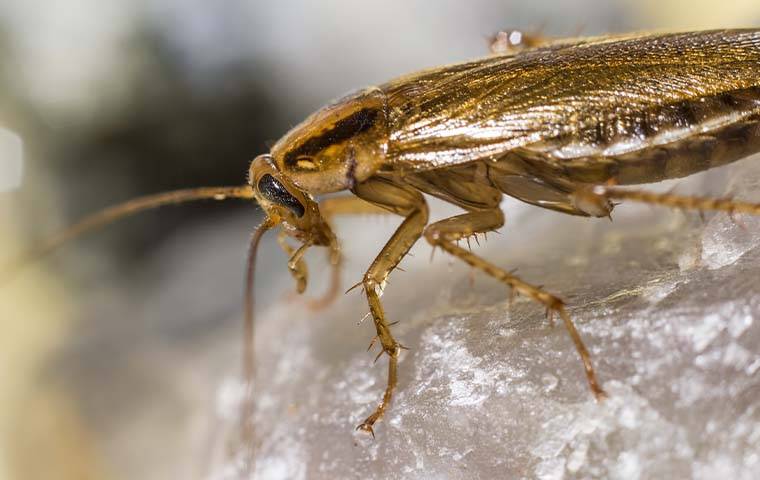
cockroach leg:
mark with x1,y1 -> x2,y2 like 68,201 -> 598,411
423,208 -> 607,401
319,195 -> 389,218
277,231 -> 310,294
367,321 -> 400,352
351,178 -> 429,436
304,253 -> 341,310
596,186 -> 760,218
305,196 -> 392,310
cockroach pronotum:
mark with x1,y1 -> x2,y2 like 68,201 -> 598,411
6,28 -> 760,471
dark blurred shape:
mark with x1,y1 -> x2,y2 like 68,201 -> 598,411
48,27 -> 282,261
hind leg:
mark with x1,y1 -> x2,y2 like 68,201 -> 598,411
424,207 -> 607,400
594,186 -> 760,216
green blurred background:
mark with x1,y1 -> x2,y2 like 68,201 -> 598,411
1,1 -> 759,479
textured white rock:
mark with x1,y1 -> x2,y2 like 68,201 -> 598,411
198,157 -> 760,479
34,157 -> 760,480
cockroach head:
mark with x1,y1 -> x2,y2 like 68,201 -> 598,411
248,154 -> 333,246
269,87 -> 388,194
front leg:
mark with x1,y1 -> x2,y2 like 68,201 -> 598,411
277,197 -> 389,308
306,196 -> 392,310
351,178 -> 429,436
277,231 -> 311,294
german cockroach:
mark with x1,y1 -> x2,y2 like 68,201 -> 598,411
8,29 -> 760,465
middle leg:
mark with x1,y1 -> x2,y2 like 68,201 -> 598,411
351,177 -> 430,436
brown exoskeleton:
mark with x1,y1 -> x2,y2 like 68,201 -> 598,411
10,29 -> 760,453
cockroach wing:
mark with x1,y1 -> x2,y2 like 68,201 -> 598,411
381,29 -> 760,176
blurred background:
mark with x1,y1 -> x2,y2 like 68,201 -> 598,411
1,1 -> 759,479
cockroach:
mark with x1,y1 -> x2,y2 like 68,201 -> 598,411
8,28 -> 760,463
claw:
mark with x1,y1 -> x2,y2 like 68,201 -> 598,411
594,387 -> 609,402
356,422 -> 376,439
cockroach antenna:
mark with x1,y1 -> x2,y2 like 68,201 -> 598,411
2,185 -> 255,285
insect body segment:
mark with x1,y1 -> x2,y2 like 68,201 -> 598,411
248,154 -> 336,248
271,87 -> 389,194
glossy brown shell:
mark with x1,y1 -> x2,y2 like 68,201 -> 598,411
380,29 -> 760,187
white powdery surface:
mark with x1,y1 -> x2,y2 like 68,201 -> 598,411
198,158 -> 760,480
